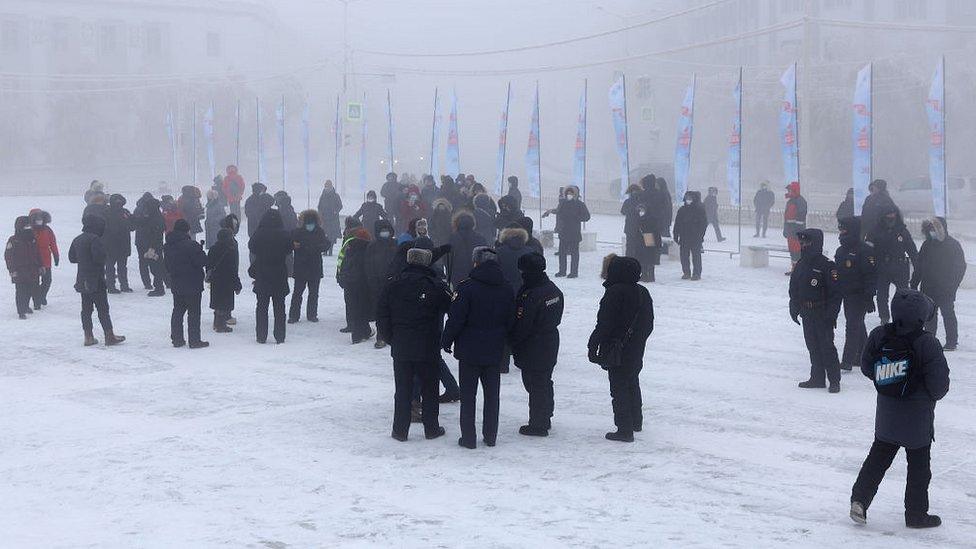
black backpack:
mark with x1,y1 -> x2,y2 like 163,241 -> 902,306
870,325 -> 920,398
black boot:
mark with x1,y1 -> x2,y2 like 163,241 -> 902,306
798,379 -> 826,389
605,431 -> 634,443
519,425 -> 549,437
906,513 -> 941,529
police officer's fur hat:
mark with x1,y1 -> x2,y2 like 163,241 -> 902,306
406,248 -> 433,267
471,246 -> 497,265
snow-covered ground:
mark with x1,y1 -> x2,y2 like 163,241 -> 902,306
1,194 -> 974,548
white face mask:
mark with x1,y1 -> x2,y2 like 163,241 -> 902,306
379,231 -> 392,239
685,199 -> 693,205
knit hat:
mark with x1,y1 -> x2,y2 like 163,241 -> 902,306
406,248 -> 433,267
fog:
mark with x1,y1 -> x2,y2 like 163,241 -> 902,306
2,0 -> 975,218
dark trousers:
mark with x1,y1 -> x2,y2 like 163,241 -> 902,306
105,254 -> 129,289
607,361 -> 643,435
171,292 -> 202,344
256,293 -> 286,343
877,262 -> 909,323
214,309 -> 232,329
679,244 -> 702,277
626,235 -> 656,282
15,280 -> 34,314
801,308 -> 840,385
924,294 -> 958,347
81,291 -> 112,333
229,201 -> 241,219
709,219 -> 723,240
755,211 -> 769,236
459,362 -> 501,446
851,440 -> 931,516
393,360 -> 440,437
412,357 -> 460,401
841,296 -> 868,367
138,253 -> 166,290
34,269 -> 52,306
520,364 -> 555,430
289,277 -> 320,321
343,287 -> 370,340
557,239 -> 580,275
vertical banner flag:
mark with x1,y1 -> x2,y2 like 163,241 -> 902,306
852,63 -> 872,215
727,71 -> 742,207
573,80 -> 587,195
165,108 -> 179,184
494,82 -> 511,194
235,100 -> 241,167
204,102 -> 216,181
526,83 -> 542,198
191,102 -> 198,184
609,75 -> 630,199
333,95 -> 341,187
674,78 -> 695,204
257,98 -> 267,183
429,88 -> 441,178
359,93 -> 368,192
445,90 -> 461,176
386,89 -> 395,169
302,101 -> 311,207
779,63 -> 800,185
276,96 -> 286,189
926,58 -> 947,217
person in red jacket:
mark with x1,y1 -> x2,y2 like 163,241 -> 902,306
222,165 -> 246,219
5,216 -> 42,318
783,181 -> 808,275
397,184 -> 428,235
161,195 -> 182,233
28,209 -> 58,308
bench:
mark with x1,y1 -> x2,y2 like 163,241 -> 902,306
741,244 -> 791,268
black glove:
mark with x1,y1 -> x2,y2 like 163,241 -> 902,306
865,297 -> 876,314
442,343 -> 453,355
53,256 -> 60,267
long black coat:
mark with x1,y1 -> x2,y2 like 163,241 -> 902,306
673,192 -> 708,248
441,261 -> 516,365
244,191 -> 275,238
860,190 -> 896,242
132,197 -> 165,253
292,226 -> 328,282
164,230 -> 207,296
376,264 -> 452,362
447,213 -> 488,285
510,272 -> 563,368
248,210 -> 293,297
753,187 -> 775,214
207,230 -> 241,311
789,229 -> 842,321
5,225 -> 40,282
554,198 -> 590,244
867,212 -> 918,279
337,232 -> 371,324
102,203 -> 133,257
496,227 -> 530,294
621,196 -> 643,237
429,201 -> 454,246
364,220 -> 398,317
317,189 -> 343,243
910,221 -> 966,299
587,256 -> 654,366
69,216 -> 108,294
353,202 -> 389,237
835,218 -> 877,300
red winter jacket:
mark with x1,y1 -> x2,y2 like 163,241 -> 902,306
222,166 -> 246,204
28,209 -> 59,268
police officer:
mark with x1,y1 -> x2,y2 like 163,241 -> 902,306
866,207 -> 917,324
376,248 -> 452,442
835,217 -> 877,370
789,228 -> 842,393
509,252 -> 563,437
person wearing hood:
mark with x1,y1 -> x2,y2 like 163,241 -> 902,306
84,180 -> 105,205
473,193 -> 498,244
28,209 -> 58,308
835,217 -> 878,370
132,195 -> 167,296
352,190 -> 390,238
496,194 -> 523,234
783,181 -> 808,271
548,185 -> 589,278
82,192 -> 108,224
377,247 -> 453,442
419,174 -> 440,212
160,195 -> 181,233
249,209 -> 293,344
244,183 -> 275,239
164,219 -> 209,349
5,216 -> 41,318
363,219 -> 398,345
672,191 -> 708,280
836,188 -> 855,222
103,193 -> 134,293
221,165 -> 246,219
442,246 -> 516,449
651,177 -> 674,238
867,206 -> 918,324
397,185 -> 429,235
753,180 -> 776,238
506,176 -> 523,212
850,289 -> 949,529
380,172 -> 404,228
69,215 -> 125,346
441,175 -> 464,211
273,191 -> 298,232
337,225 -> 374,344
496,224 -> 531,374
447,211 -> 488,286
205,189 -> 226,249
289,210 -> 330,324
510,253 -> 564,437
703,187 -> 726,242
587,255 -> 654,442
911,217 -> 966,351
860,179 -> 897,243
316,180 -> 343,255
517,216 -> 543,255
789,228 -> 842,393
429,199 -> 454,246
177,186 -> 204,239
622,183 -> 646,259
207,227 -> 242,334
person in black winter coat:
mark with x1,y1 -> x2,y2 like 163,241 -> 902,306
82,192 -> 108,222
447,211 -> 488,286
177,185 -> 204,238
496,226 -> 530,295
652,177 -> 673,238
132,195 -> 167,295
789,228 -> 842,392
244,183 -> 275,239
377,247 -> 453,441
753,180 -> 775,237
442,247 -> 516,449
274,191 -> 298,232
352,190 -> 389,238
549,186 -> 590,278
419,174 -> 439,213
205,190 -> 226,249
850,289 -> 950,529
703,187 -> 725,242
5,216 -> 40,318
429,199 -> 454,246
380,172 -> 404,228
867,206 -> 917,324
587,255 -> 654,442
248,209 -> 293,344
289,210 -> 330,324
506,176 -> 523,212
510,253 -> 563,436
622,183 -> 645,258
68,215 -> 124,346
836,188 -> 855,222
337,226 -> 373,343
473,193 -> 498,244
496,194 -> 522,234
911,217 -> 966,351
317,180 -> 343,255
835,217 -> 878,370
103,193 -> 134,293
164,219 -> 209,348
672,191 -> 708,280
517,216 -> 543,255
364,219 -> 398,343
207,228 -> 241,333
860,179 -> 897,244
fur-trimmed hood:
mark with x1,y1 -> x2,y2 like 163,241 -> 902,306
298,209 -> 321,226
498,226 -> 528,247
432,198 -> 453,212
922,217 -> 947,242
28,208 -> 51,225
452,210 -> 475,232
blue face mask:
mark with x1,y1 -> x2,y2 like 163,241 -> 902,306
305,223 -> 315,232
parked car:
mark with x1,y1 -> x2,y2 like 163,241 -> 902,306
894,175 -> 975,217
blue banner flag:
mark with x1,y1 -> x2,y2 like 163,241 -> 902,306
276,97 -> 286,189
359,93 -> 368,193
573,81 -> 587,195
495,82 -> 511,195
256,99 -> 266,184
779,63 -> 799,186
445,91 -> 461,176
674,79 -> 695,204
204,102 -> 216,181
727,72 -> 742,207
852,64 -> 872,215
926,58 -> 946,217
430,88 -> 440,178
165,108 -> 179,184
608,75 -> 629,199
526,84 -> 541,198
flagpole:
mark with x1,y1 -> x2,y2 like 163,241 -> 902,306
737,67 -> 743,256
235,99 -> 241,167
192,101 -> 197,185
430,87 -> 437,176
942,55 -> 948,217
281,95 -> 286,191
502,81 -> 511,195
621,74 -> 631,194
794,62 -> 801,187
536,81 -> 543,230
582,78 -> 588,202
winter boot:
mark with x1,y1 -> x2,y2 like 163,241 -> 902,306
188,340 -> 210,349
425,427 -> 446,440
850,501 -> 867,525
107,286 -> 121,295
104,331 -> 126,346
519,425 -> 549,437
906,513 -> 941,529
84,331 -> 99,347
605,430 -> 634,443
391,431 -> 408,442
829,382 -> 841,394
458,437 -> 476,449
374,339 -> 387,349
339,326 -> 351,333
226,316 -> 237,326
438,392 -> 460,403
147,288 -> 165,297
798,379 -> 826,389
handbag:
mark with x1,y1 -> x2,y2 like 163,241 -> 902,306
641,233 -> 656,247
594,297 -> 643,369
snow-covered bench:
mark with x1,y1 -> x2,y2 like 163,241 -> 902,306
740,244 -> 791,268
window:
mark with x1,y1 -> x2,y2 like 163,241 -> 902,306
99,24 -> 117,55
207,32 -> 220,57
50,19 -> 69,52
1,20 -> 24,53
145,24 -> 162,56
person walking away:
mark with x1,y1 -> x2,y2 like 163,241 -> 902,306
850,289 -> 949,529
289,210 -> 330,324
337,225 -> 373,343
672,191 -> 707,280
244,183 -> 275,239
221,165 -> 246,219
550,186 -> 589,278
510,252 -> 563,436
447,211 -> 487,286
177,186 -> 204,241
207,227 -> 241,333
496,224 -> 531,374
442,246 -> 515,449
753,180 -> 775,238
911,217 -> 966,351
783,181 -> 807,274
69,215 -> 125,346
317,180 -> 343,255
103,194 -> 134,293
789,229 -> 842,393
429,199 -> 454,246
703,187 -> 726,242
836,188 -> 855,222
164,219 -> 209,349
587,255 -> 654,442
860,179 -> 896,243
352,190 -> 390,238
473,193 -> 497,244
380,172 -> 404,228
377,247 -> 453,441
835,217 -> 878,370
205,190 -> 226,249
867,207 -> 917,325
28,209 -> 58,308
248,209 -> 293,344
363,219 -> 397,347
5,216 -> 41,318
506,176 -> 523,212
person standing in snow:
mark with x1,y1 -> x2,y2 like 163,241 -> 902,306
5,215 -> 41,319
102,194 -> 134,293
207,227 -> 242,334
244,183 -> 275,239
69,215 -> 125,346
447,211 -> 488,286
352,190 -> 390,238
867,207 -> 917,325
752,180 -> 775,238
789,228 -> 842,393
783,181 -> 807,273
860,179 -> 896,243
177,186 -> 204,241
835,217 -> 877,371
221,165 -> 246,219
132,195 -> 167,296
910,217 -> 966,351
506,176 -> 523,213
836,188 -> 855,222
164,219 -> 209,349
316,180 -> 343,255
363,219 -> 398,347
289,210 -> 330,324
28,209 -> 58,308
380,172 -> 404,228
703,187 -> 725,242
205,190 -> 226,249
274,191 -> 298,232
547,185 -> 589,278
249,209 -> 293,344
672,191 -> 707,281
337,224 -> 374,344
